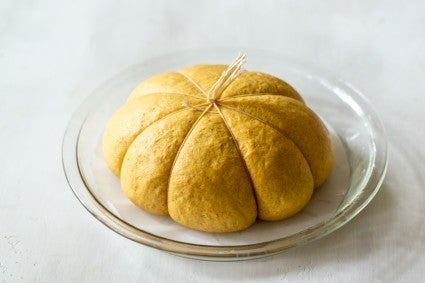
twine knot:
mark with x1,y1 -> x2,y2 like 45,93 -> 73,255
183,52 -> 246,111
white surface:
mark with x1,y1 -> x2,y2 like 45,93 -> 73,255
1,1 -> 424,282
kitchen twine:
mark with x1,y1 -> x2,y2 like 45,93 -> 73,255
182,53 -> 246,112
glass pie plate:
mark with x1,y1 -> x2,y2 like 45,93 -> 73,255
62,49 -> 388,261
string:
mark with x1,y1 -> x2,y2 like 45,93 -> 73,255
182,53 -> 247,111
207,53 -> 246,101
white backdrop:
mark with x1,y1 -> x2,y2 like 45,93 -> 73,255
1,1 -> 424,282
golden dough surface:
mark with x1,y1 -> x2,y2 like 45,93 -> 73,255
103,60 -> 333,233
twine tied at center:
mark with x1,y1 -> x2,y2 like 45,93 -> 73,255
182,53 -> 246,111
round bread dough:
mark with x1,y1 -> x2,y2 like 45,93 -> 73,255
102,63 -> 333,233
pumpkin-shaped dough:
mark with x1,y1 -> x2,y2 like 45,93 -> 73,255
103,55 -> 333,233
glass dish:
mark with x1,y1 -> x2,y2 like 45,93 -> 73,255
62,49 -> 388,261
